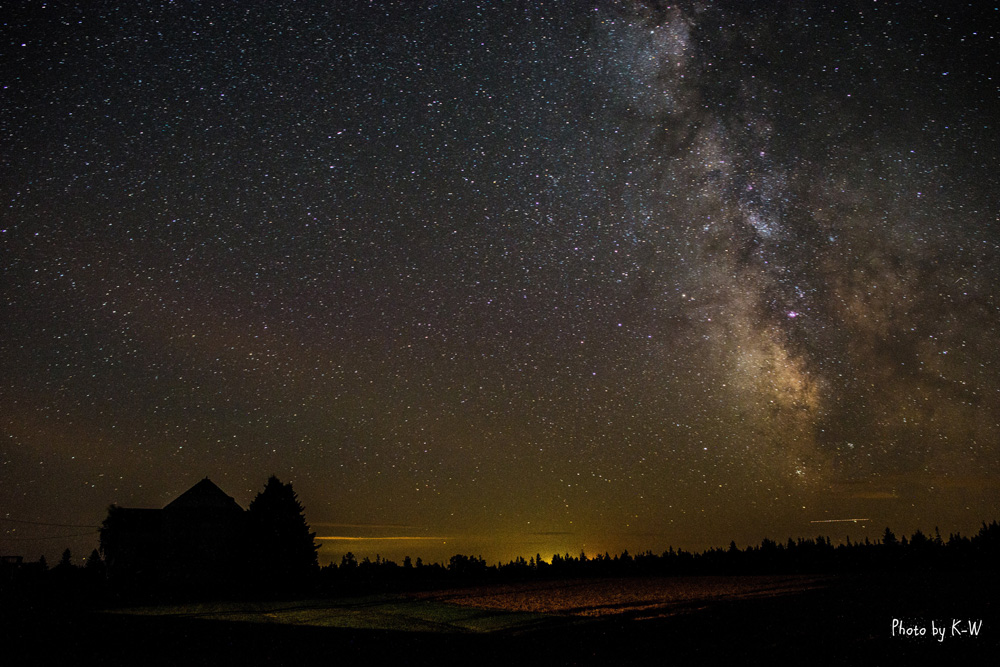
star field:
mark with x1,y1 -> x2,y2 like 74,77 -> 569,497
3,1 -> 999,565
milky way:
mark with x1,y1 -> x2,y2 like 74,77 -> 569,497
3,1 -> 998,564
597,3 -> 999,490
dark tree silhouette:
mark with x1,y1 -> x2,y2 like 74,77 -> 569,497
340,552 -> 358,569
99,503 -> 160,594
85,548 -> 105,578
49,547 -> 83,593
448,553 -> 487,578
247,475 -> 319,593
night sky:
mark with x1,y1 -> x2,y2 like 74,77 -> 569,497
4,1 -> 999,567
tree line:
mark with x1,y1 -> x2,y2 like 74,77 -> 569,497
5,519 -> 999,603
316,521 -> 1000,592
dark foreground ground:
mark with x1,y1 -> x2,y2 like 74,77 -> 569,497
7,571 -> 998,665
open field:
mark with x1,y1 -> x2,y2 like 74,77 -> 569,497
8,572 -> 998,665
105,593 -> 563,634
412,574 -> 830,619
103,574 -> 827,629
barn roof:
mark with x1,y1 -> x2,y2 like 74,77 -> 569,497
164,478 -> 244,512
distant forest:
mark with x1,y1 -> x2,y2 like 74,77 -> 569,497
4,520 -> 999,604
318,521 -> 1000,591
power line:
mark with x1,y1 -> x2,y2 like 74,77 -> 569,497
0,517 -> 101,529
2,530 -> 99,541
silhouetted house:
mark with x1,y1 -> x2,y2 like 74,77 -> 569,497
101,478 -> 247,595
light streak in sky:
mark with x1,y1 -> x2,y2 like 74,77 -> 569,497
316,536 -> 450,541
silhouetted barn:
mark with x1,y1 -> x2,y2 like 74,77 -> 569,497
101,478 -> 247,595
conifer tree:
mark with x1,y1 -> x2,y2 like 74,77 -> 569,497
247,475 -> 319,592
